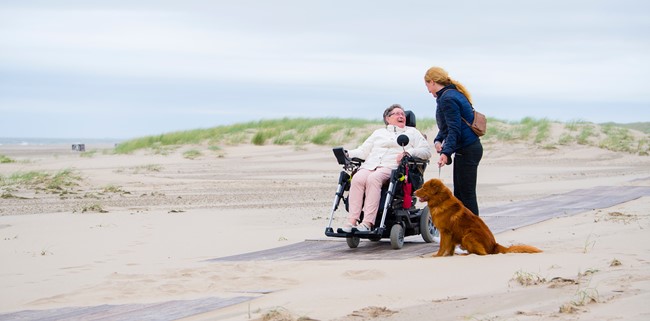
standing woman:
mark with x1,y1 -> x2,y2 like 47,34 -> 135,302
424,66 -> 483,215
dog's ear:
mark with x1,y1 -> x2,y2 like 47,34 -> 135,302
425,179 -> 442,194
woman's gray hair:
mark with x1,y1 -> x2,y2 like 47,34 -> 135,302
383,104 -> 404,125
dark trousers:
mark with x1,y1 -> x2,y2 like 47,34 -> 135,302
453,139 -> 483,215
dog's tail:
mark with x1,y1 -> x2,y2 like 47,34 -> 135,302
496,244 -> 542,254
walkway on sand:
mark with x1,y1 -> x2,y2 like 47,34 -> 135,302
207,185 -> 650,261
3,184 -> 649,321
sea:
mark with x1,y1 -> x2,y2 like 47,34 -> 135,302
0,137 -> 123,146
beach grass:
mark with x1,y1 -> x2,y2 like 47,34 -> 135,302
511,269 -> 546,286
182,149 -> 202,159
0,169 -> 82,196
0,154 -> 15,163
112,117 -> 650,156
76,203 -> 108,213
126,164 -> 163,174
114,118 -> 379,153
601,121 -> 650,134
80,150 -> 98,158
101,184 -> 130,195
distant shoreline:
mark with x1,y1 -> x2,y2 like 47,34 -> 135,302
0,137 -> 123,146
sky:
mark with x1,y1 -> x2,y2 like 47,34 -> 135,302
1,0 -> 649,139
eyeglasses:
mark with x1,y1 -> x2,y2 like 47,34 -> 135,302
388,111 -> 405,117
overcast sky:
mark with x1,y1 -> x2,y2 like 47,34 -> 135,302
1,0 -> 649,139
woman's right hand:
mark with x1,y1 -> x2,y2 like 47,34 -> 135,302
437,154 -> 448,168
434,141 -> 443,153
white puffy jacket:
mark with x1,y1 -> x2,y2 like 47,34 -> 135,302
347,125 -> 431,170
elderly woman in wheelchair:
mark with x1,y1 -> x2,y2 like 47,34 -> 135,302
325,104 -> 433,249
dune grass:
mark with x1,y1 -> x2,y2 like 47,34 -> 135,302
112,117 -> 650,156
0,169 -> 82,196
114,118 -> 380,153
486,117 -> 552,143
601,122 -> 650,134
182,149 -> 202,159
0,154 -> 15,163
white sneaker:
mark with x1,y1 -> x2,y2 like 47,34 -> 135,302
356,222 -> 371,232
340,223 -> 355,233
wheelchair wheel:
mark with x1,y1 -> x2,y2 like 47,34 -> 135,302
419,207 -> 437,243
390,224 -> 404,249
346,236 -> 360,248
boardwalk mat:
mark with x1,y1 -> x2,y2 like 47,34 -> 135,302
209,185 -> 650,262
482,185 -> 650,235
0,296 -> 255,321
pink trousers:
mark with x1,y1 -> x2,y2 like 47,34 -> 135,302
347,167 -> 393,227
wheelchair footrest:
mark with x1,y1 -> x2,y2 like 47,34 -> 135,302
325,227 -> 383,238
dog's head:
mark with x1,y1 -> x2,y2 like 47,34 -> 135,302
414,178 -> 446,203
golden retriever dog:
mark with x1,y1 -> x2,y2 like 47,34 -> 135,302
415,178 -> 542,256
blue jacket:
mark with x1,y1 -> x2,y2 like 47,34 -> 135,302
433,84 -> 479,158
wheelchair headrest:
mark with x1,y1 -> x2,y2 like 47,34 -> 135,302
405,110 -> 416,127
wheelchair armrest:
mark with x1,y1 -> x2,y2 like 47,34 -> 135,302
333,147 -> 365,166
332,147 -> 349,165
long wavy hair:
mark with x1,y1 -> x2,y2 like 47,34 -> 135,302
424,66 -> 473,105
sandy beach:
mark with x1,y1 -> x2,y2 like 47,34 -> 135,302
1,140 -> 649,320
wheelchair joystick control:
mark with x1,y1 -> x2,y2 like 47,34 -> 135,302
397,134 -> 409,147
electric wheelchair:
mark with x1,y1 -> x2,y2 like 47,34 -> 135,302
324,111 -> 436,249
